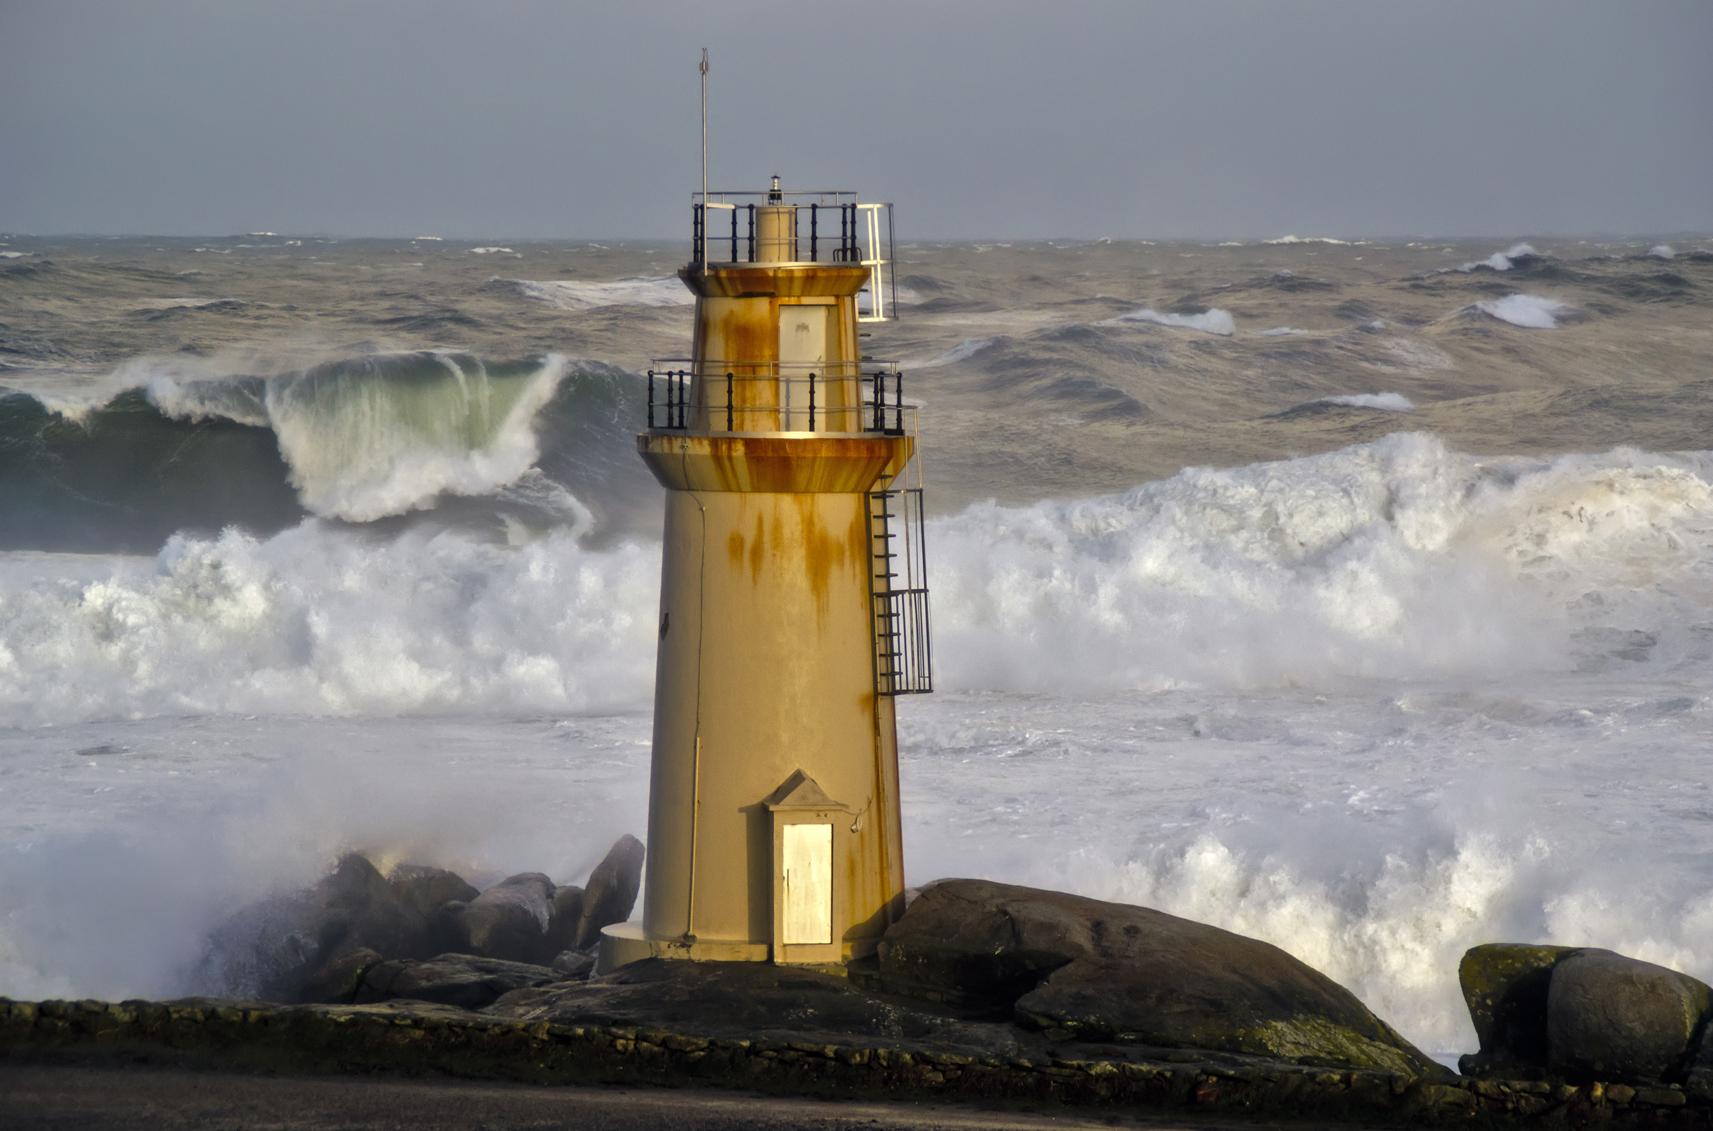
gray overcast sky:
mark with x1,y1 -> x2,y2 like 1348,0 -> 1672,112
2,0 -> 1710,239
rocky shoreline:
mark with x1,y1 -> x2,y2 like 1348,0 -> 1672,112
7,850 -> 1712,1127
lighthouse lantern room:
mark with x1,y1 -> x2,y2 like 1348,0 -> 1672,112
598,166 -> 930,969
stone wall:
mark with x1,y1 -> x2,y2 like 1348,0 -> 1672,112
4,996 -> 1708,1127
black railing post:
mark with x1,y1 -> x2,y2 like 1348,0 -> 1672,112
729,207 -> 738,263
872,370 -> 883,431
810,203 -> 818,262
725,371 -> 734,432
691,205 -> 702,265
647,369 -> 656,429
894,370 -> 904,433
808,372 -> 817,433
746,204 -> 755,261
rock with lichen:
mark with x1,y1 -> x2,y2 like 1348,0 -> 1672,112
1457,942 -> 1577,1076
1459,943 -> 1713,1086
874,878 -> 1438,1075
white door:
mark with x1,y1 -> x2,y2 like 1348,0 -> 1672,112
778,306 -> 828,431
781,822 -> 833,946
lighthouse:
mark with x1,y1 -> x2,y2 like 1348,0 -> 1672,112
598,175 -> 930,969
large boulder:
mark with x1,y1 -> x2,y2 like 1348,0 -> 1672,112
460,873 -> 556,963
545,885 -> 585,956
1457,943 -> 1577,1074
1546,950 -> 1711,1083
354,954 -> 566,1010
574,835 -> 645,949
388,864 -> 479,919
1458,943 -> 1713,1084
875,879 -> 1437,1075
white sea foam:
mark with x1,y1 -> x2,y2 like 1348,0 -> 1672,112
1649,244 -> 1676,259
1263,235 -> 1356,246
1458,242 -> 1538,272
1474,294 -> 1577,329
0,251 -> 29,259
1312,392 -> 1416,412
509,276 -> 694,312
470,247 -> 516,255
1102,307 -> 1236,336
0,521 -> 657,728
1259,326 -> 1309,336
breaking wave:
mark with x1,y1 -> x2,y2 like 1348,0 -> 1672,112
908,337 -> 995,368
1315,392 -> 1415,412
5,432 -> 1710,727
496,276 -> 693,312
930,432 -> 1713,693
1472,294 -> 1578,329
1101,306 -> 1236,335
1457,242 -> 1540,273
0,352 -> 648,552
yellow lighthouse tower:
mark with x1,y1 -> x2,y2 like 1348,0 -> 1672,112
599,173 -> 929,969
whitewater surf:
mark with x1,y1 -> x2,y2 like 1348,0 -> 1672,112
1,233 -> 1711,1059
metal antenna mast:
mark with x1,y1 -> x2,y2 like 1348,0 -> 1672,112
699,48 -> 709,275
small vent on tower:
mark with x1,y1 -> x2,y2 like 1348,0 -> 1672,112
868,488 -> 932,696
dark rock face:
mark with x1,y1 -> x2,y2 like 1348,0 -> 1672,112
1460,943 -> 1713,1086
874,879 -> 1437,1075
1458,943 -> 1577,1072
355,954 -> 566,1010
388,864 -> 479,919
575,835 -> 645,949
550,949 -> 597,980
461,873 -> 556,963
1689,1023 -> 1713,1101
298,947 -> 382,1005
487,957 -> 1027,1058
545,885 -> 585,957
1547,951 -> 1711,1083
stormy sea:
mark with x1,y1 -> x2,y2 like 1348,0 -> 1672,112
3,231 -> 1712,1060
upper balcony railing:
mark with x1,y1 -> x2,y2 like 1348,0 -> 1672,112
646,359 -> 911,437
691,190 -> 897,322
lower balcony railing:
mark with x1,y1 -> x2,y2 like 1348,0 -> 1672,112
645,362 -> 910,435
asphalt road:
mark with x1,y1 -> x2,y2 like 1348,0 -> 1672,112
0,1063 -> 1320,1130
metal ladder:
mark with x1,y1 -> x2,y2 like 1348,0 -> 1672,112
867,489 -> 932,696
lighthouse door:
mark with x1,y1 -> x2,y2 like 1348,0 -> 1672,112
781,822 -> 833,945
778,303 -> 830,431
